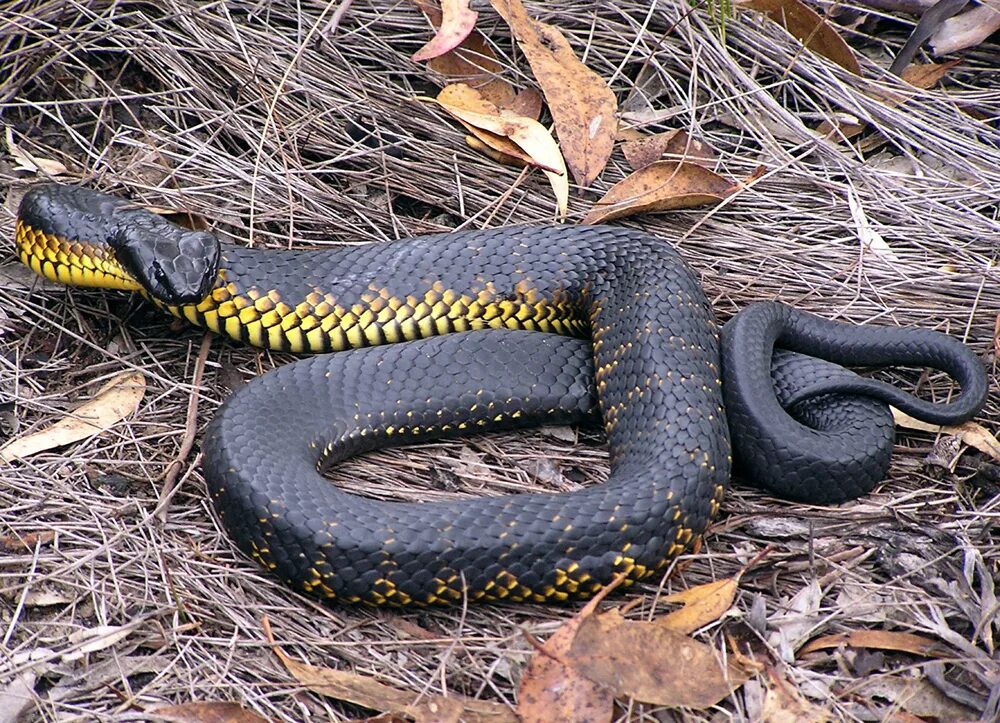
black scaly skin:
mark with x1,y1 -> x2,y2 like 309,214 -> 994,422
15,184 -> 990,606
200,225 -> 731,605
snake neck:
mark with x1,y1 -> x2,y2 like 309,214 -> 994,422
158,239 -> 593,353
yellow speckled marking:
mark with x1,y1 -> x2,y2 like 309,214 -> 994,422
15,222 -> 144,294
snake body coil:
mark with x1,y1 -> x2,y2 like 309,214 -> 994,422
15,184 -> 988,606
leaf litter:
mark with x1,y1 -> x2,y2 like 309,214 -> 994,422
411,0 -> 478,63
1,0 -> 998,721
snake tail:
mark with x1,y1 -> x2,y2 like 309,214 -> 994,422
723,303 -> 988,502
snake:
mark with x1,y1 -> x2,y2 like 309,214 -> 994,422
14,183 -> 988,606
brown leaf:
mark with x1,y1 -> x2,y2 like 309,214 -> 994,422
798,630 -> 948,658
436,85 -> 548,170
416,0 -> 514,106
383,614 -> 440,642
659,577 -> 739,635
414,0 -> 514,105
506,87 -> 543,121
438,82 -> 503,115
406,697 -> 464,723
582,161 -> 734,225
995,312 -> 1000,359
464,135 -> 529,169
900,60 -> 960,89
412,0 -> 478,62
569,608 -> 750,709
0,372 -> 146,462
262,618 -> 515,723
5,127 -> 70,176
818,60 -> 960,142
891,409 -> 1000,463
516,576 -> 627,723
759,667 -> 829,723
490,0 -> 617,187
434,86 -> 552,169
621,130 -> 717,171
737,0 -> 862,75
431,84 -> 568,216
147,702 -> 271,723
0,530 -> 56,553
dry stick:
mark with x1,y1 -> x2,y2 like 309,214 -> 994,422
322,0 -> 355,37
157,332 -> 213,523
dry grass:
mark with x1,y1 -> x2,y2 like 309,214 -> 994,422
1,0 -> 999,720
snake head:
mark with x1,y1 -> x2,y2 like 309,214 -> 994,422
111,218 -> 221,306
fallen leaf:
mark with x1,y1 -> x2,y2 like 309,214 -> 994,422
818,59 -> 961,141
621,129 -> 717,171
891,408 -> 1000,462
854,675 -> 980,720
737,0 -> 862,75
798,630 -> 948,658
262,618 -> 514,723
900,60 -> 960,89
436,85 -> 554,172
767,580 -> 823,662
759,666 -> 830,723
0,672 -> 37,723
659,577 -> 740,635
22,588 -> 75,607
47,654 -> 172,703
0,530 -> 56,553
615,128 -> 645,143
438,82 -> 504,115
63,624 -> 137,663
620,60 -> 672,116
847,184 -> 899,262
147,702 -> 271,723
430,84 -> 568,216
0,371 -> 146,462
582,161 -> 734,224
569,608 -> 750,709
463,134 -> 528,168
490,0 -> 617,187
5,127 -> 70,176
506,87 -> 543,121
406,697 -> 464,723
816,60 -> 961,140
929,3 -> 1000,55
995,313 -> 1000,359
516,576 -> 626,723
412,0 -> 478,62
817,117 -> 866,142
416,0 -> 514,106
384,615 -> 440,642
